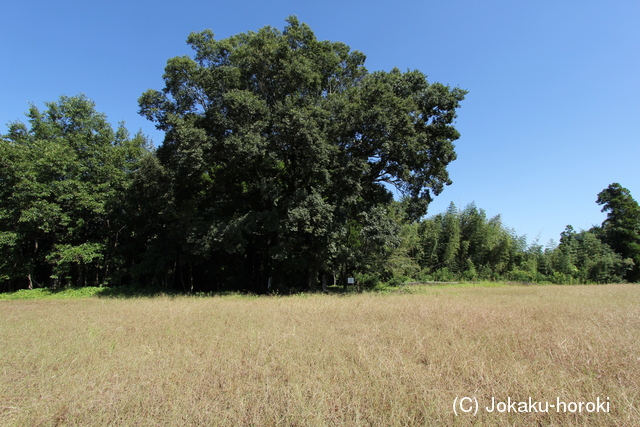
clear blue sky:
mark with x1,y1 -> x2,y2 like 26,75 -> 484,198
2,0 -> 639,246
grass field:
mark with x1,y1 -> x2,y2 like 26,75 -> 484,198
1,283 -> 639,426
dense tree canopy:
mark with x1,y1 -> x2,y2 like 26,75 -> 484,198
551,225 -> 631,284
3,20 -> 637,294
411,202 -> 527,281
596,183 -> 640,280
386,199 -> 633,285
137,16 -> 466,291
0,95 -> 149,291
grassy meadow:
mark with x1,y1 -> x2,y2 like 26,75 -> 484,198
1,283 -> 639,426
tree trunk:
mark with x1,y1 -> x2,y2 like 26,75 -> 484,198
189,263 -> 194,293
307,266 -> 318,291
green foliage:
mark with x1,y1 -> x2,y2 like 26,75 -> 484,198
432,267 -> 457,282
5,23 -> 632,293
554,224 -> 633,283
0,95 -> 150,291
385,199 -> 632,285
414,202 -> 524,280
354,271 -> 381,290
0,286 -> 105,300
596,183 -> 640,281
136,17 -> 465,291
384,201 -> 422,280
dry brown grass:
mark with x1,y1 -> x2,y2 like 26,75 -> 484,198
1,284 -> 639,426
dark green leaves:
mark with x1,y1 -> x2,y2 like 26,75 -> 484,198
137,17 -> 466,290
596,183 -> 640,280
0,95 -> 150,290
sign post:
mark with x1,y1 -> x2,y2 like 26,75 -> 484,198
347,277 -> 354,291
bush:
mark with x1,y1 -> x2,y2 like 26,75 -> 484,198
551,271 -> 571,284
508,270 -> 536,282
432,268 -> 457,282
385,275 -> 409,287
354,272 -> 380,290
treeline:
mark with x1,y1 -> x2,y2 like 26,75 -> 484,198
1,18 -> 639,293
0,96 -> 151,291
1,18 -> 466,293
385,195 -> 639,286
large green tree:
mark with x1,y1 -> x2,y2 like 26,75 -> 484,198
596,183 -> 640,280
0,95 -> 149,291
138,17 -> 466,291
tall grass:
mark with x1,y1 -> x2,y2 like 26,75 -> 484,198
1,284 -> 638,426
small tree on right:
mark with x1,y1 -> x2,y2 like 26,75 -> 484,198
596,183 -> 640,281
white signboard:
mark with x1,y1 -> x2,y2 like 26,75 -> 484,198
347,277 -> 355,284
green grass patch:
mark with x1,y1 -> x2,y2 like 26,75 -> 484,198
0,286 -> 105,300
0,280 -> 563,301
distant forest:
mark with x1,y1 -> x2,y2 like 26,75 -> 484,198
2,18 -> 639,293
